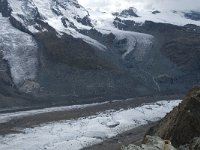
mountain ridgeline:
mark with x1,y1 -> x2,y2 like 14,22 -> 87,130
0,0 -> 200,109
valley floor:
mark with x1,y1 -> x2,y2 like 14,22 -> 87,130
0,96 -> 181,150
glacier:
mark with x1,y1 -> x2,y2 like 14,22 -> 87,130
0,14 -> 38,86
0,100 -> 181,150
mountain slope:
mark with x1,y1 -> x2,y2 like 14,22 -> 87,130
0,0 -> 200,109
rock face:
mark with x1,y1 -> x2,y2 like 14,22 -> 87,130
184,11 -> 200,21
152,10 -> 161,14
113,7 -> 139,17
147,87 -> 200,147
189,137 -> 200,150
179,137 -> 200,150
122,136 -> 176,150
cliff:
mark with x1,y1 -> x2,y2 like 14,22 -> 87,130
147,87 -> 200,147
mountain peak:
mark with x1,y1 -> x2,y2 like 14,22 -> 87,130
113,7 -> 139,18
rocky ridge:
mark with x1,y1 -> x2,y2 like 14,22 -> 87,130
122,87 -> 200,150
147,87 -> 200,147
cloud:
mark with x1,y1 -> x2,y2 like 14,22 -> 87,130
78,0 -> 200,12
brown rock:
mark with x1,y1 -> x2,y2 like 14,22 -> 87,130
146,87 -> 200,147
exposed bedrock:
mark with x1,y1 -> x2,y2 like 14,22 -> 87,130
147,87 -> 200,147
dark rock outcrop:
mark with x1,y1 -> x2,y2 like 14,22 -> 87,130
184,11 -> 200,21
0,0 -> 11,17
152,10 -> 161,14
147,87 -> 200,147
76,15 -> 92,27
113,7 -> 139,17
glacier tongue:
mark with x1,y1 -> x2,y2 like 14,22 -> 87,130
97,28 -> 153,61
0,15 -> 38,85
115,30 -> 153,61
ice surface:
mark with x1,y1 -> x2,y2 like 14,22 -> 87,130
97,27 -> 153,60
0,15 -> 38,85
114,30 -> 153,60
0,100 -> 181,150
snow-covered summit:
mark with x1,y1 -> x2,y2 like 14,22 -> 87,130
7,0 -> 92,32
78,0 -> 200,26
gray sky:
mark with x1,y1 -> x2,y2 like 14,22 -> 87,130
78,0 -> 200,12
